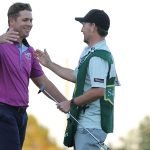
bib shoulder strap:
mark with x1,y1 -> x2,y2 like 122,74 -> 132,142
91,49 -> 113,64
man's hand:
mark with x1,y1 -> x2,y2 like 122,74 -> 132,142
0,28 -> 19,44
35,49 -> 52,68
57,101 -> 71,113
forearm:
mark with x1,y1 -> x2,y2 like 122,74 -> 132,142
32,74 -> 67,103
48,62 -> 76,83
73,87 -> 104,106
44,79 -> 67,102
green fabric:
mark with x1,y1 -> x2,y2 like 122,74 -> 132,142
63,50 -> 115,147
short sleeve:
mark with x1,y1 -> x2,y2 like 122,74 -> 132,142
88,56 -> 109,88
30,49 -> 44,78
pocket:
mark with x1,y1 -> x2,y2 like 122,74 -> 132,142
77,128 -> 88,134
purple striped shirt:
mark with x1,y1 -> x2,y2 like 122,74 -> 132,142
0,42 -> 43,106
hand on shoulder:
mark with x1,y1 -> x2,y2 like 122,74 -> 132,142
0,28 -> 19,44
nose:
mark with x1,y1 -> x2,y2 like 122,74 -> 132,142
29,21 -> 32,27
26,19 -> 33,27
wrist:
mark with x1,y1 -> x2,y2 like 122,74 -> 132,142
70,98 -> 77,106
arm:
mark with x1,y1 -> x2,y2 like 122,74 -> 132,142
57,87 -> 104,113
32,74 -> 67,103
35,49 -> 76,83
71,87 -> 104,106
0,28 -> 19,44
57,57 -> 108,113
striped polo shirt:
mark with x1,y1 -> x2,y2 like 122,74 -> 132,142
0,40 -> 43,106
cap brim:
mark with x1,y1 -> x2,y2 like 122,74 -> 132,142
75,17 -> 85,23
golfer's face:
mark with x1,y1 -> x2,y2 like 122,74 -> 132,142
10,10 -> 33,39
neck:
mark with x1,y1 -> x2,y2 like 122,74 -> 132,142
16,37 -> 23,44
88,36 -> 105,48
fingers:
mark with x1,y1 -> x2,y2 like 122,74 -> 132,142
56,102 -> 70,113
57,104 -> 66,113
44,49 -> 49,55
44,49 -> 49,57
44,49 -> 47,53
36,49 -> 43,53
36,49 -> 50,60
36,49 -> 48,55
3,39 -> 13,44
8,27 -> 19,34
8,28 -> 19,39
1,28 -> 20,44
5,36 -> 18,42
35,49 -> 44,57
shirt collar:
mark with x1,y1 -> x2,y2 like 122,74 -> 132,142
85,40 -> 109,53
14,39 -> 30,47
91,40 -> 109,50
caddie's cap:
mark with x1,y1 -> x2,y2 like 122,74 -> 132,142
75,9 -> 110,31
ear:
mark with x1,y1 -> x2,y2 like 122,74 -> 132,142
8,17 -> 15,27
90,23 -> 96,33
93,23 -> 98,33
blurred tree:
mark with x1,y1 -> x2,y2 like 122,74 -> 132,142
22,114 -> 63,150
138,116 -> 150,150
112,116 -> 150,150
117,129 -> 139,150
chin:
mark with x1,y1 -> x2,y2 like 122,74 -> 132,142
84,39 -> 88,44
23,34 -> 29,38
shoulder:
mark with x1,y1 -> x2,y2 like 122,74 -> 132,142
27,46 -> 35,55
0,43 -> 14,54
28,45 -> 34,51
0,43 -> 13,48
90,56 -> 109,66
92,50 -> 113,64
